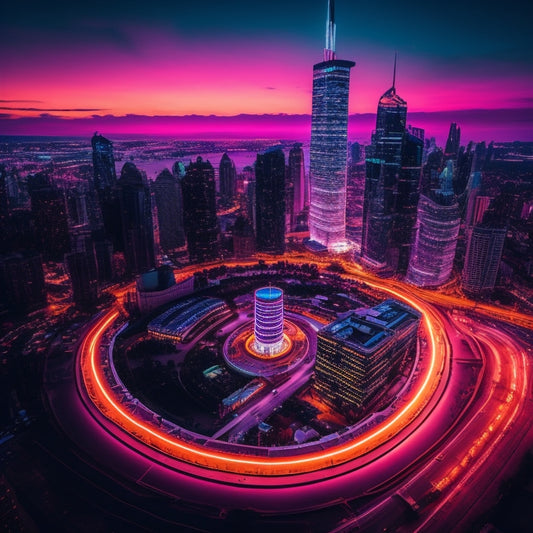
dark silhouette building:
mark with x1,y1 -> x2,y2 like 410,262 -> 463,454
28,173 -> 70,261
219,153 -> 237,203
117,163 -> 155,275
286,143 -> 306,231
152,169 -> 186,254
0,251 -> 46,314
255,147 -> 286,255
232,216 -> 255,259
444,122 -> 461,159
91,133 -> 123,251
65,251 -> 99,309
182,157 -> 220,263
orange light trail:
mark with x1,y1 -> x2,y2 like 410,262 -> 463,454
79,269 -> 447,476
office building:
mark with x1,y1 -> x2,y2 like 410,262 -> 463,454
286,143 -> 306,231
314,299 -> 420,413
309,0 -> 355,250
407,161 -> 460,287
152,169 -> 186,253
117,163 -> 155,275
219,153 -> 237,203
255,147 -> 285,255
182,157 -> 220,263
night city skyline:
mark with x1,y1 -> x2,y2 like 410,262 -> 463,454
1,0 -> 532,141
1,1 -> 533,533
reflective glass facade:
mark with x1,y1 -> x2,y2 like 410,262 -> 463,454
309,59 -> 354,248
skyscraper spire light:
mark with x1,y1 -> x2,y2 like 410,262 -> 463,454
392,52 -> 398,90
324,0 -> 336,61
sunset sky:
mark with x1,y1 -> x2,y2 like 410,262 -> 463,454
1,0 -> 531,139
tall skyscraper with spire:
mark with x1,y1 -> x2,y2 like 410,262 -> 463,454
309,0 -> 355,251
361,56 -> 422,274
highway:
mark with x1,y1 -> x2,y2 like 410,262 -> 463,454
43,256 -> 533,530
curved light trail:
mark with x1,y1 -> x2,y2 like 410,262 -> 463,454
79,262 -> 449,476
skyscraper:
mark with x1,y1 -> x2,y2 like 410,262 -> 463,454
462,225 -> 506,295
444,122 -> 461,159
407,161 -> 461,287
219,153 -> 237,204
28,172 -> 70,261
361,58 -> 421,274
117,163 -> 155,275
91,133 -> 117,190
0,251 -> 46,314
152,169 -> 186,254
362,59 -> 406,271
286,143 -> 306,231
91,133 -> 123,251
65,251 -> 99,309
255,147 -> 286,255
309,0 -> 355,250
182,157 -> 220,263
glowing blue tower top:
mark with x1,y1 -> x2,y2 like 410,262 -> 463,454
309,0 -> 355,251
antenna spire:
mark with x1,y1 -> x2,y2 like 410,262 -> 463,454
324,0 -> 336,61
392,52 -> 398,90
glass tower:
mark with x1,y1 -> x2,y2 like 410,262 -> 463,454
309,0 -> 355,250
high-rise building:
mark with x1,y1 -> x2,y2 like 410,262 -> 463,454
92,133 -> 117,190
361,58 -> 422,274
232,216 -> 255,259
462,224 -> 506,295
0,251 -> 46,314
444,122 -> 461,159
152,169 -> 186,254
314,299 -> 420,414
309,0 -> 355,250
219,153 -> 237,203
255,147 -> 286,255
393,131 -> 424,273
91,133 -> 123,251
407,161 -> 461,287
361,58 -> 407,271
254,287 -> 285,356
182,157 -> 220,263
117,163 -> 155,275
65,251 -> 99,309
286,143 -> 306,231
28,173 -> 70,261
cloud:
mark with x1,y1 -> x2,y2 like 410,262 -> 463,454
0,99 -> 43,103
0,107 -> 106,112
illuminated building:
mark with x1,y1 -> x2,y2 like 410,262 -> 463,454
182,157 -> 220,263
286,143 -> 306,231
117,163 -> 155,275
254,287 -> 284,356
255,147 -> 285,255
152,169 -> 186,253
136,266 -> 194,314
314,299 -> 420,412
407,161 -> 460,287
462,224 -> 506,295
361,59 -> 422,274
309,0 -> 355,250
219,153 -> 237,203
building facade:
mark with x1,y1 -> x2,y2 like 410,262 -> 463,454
117,162 -> 155,275
314,299 -> 420,414
182,157 -> 220,263
309,0 -> 355,250
255,147 -> 286,255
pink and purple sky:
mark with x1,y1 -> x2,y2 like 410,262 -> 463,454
1,0 -> 532,143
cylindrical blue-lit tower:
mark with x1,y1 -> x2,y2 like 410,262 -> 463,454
254,287 -> 284,356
